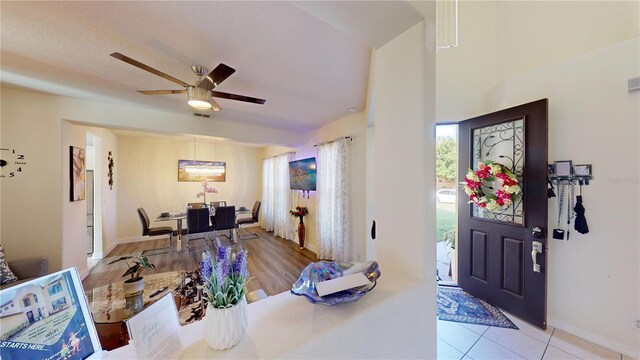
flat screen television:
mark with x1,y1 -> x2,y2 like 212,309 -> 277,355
289,157 -> 317,191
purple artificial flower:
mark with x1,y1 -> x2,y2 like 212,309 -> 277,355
216,246 -> 230,286
232,250 -> 249,278
199,251 -> 213,281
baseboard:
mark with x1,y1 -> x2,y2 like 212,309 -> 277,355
548,317 -> 639,358
79,267 -> 90,280
117,235 -> 170,244
101,241 -> 119,258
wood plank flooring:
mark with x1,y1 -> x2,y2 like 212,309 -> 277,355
82,228 -> 318,296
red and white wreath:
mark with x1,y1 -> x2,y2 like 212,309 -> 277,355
464,161 -> 521,211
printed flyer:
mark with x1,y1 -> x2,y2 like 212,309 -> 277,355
0,270 -> 96,359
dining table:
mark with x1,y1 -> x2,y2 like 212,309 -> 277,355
155,206 -> 250,251
154,207 -> 215,252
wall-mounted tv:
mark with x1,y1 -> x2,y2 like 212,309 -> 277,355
289,157 -> 317,191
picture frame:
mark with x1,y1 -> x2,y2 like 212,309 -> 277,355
573,164 -> 592,177
70,146 -> 86,201
178,160 -> 226,182
553,160 -> 573,178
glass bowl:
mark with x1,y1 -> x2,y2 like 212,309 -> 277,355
290,260 -> 380,306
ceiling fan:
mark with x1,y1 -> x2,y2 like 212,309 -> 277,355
110,52 -> 266,112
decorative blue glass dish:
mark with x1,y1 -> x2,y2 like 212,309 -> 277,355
290,261 -> 381,306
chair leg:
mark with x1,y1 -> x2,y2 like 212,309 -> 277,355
237,230 -> 260,240
141,234 -> 172,256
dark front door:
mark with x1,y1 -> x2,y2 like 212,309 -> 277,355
457,99 -> 548,329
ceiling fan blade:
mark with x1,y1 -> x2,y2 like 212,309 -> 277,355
138,90 -> 187,95
211,90 -> 266,105
210,98 -> 222,112
110,52 -> 189,88
197,64 -> 236,91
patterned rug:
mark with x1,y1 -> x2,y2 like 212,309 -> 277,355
437,286 -> 518,329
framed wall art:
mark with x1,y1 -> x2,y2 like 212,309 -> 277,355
70,146 -> 86,201
178,160 -> 226,182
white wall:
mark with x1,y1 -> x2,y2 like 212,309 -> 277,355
495,1 -> 639,82
117,136 -> 262,240
371,19 -> 437,357
1,87 -> 64,271
485,38 -> 640,357
436,1 -> 499,122
437,0 -> 640,124
372,20 -> 437,280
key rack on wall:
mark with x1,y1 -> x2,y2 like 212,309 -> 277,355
548,160 -> 593,185
547,160 -> 593,185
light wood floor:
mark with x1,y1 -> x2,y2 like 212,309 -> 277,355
82,227 -> 318,296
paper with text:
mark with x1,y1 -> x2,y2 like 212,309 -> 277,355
126,293 -> 183,360
315,273 -> 371,297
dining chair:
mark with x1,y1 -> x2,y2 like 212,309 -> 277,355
137,208 -> 173,255
184,207 -> 213,252
236,201 -> 261,240
212,206 -> 237,242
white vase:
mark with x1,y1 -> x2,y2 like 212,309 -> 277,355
123,277 -> 144,295
204,297 -> 248,350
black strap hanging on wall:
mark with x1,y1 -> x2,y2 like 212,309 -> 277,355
547,179 -> 556,198
574,181 -> 589,234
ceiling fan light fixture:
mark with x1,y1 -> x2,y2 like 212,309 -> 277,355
187,86 -> 212,110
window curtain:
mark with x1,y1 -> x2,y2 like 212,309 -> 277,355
262,153 -> 296,241
316,138 -> 350,261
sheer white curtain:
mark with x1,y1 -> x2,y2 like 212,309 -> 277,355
262,153 -> 296,240
316,138 -> 350,261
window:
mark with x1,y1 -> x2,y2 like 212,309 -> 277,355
23,298 -> 31,307
48,283 -> 63,296
34,294 -> 38,303
316,138 -> 351,261
261,153 -> 296,240
51,297 -> 67,312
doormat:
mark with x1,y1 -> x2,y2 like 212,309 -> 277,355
437,286 -> 518,329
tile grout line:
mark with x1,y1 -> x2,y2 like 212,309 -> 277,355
540,328 -> 556,360
459,324 -> 490,359
460,325 -> 498,359
478,336 -> 528,359
437,337 -> 469,359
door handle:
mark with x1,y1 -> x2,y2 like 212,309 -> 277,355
531,241 -> 543,273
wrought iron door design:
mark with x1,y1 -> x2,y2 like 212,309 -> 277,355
472,118 -> 525,224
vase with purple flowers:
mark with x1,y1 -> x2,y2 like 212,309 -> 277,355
200,246 -> 250,350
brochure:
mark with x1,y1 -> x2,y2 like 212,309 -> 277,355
0,268 -> 102,360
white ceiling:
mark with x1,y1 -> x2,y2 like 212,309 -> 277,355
1,1 -> 423,134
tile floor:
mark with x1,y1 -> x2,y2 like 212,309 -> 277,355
437,311 -> 631,360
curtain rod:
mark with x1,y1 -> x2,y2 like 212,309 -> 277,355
263,151 -> 295,160
314,136 -> 353,148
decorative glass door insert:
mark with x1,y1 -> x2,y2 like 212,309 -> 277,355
471,117 -> 525,224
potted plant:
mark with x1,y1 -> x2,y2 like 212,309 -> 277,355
108,255 -> 156,295
200,246 -> 250,350
197,180 -> 218,205
442,228 -> 456,279
289,206 -> 309,249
